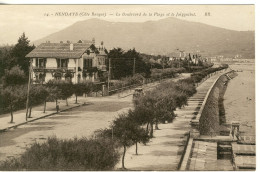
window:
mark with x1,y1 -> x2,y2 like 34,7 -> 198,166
98,57 -> 105,65
57,59 -> 68,68
36,58 -> 46,68
39,73 -> 45,82
54,72 -> 62,80
84,59 -> 93,68
35,73 -> 45,83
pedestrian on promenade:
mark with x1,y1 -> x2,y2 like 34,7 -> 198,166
56,101 -> 60,113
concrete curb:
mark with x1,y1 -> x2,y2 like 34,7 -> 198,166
0,104 -> 83,133
180,138 -> 194,170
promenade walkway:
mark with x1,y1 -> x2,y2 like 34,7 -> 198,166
115,70 -> 227,170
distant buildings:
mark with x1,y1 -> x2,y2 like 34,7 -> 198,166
208,55 -> 254,63
26,39 -> 107,84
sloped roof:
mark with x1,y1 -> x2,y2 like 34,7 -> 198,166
26,43 -> 92,59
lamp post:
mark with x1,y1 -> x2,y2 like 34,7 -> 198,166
25,59 -> 32,121
108,58 -> 111,95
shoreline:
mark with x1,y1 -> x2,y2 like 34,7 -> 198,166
223,63 -> 255,136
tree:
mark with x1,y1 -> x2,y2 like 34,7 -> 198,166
111,113 -> 149,169
2,85 -> 26,123
2,66 -> 27,87
47,80 -> 73,106
74,83 -> 85,104
108,48 -> 151,79
44,86 -> 61,113
81,81 -> 93,97
127,110 -> 150,155
133,91 -> 156,137
92,83 -> 102,97
0,46 -> 14,79
11,32 -> 35,76
27,85 -> 48,118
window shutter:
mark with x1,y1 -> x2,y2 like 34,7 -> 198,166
36,58 -> 38,67
56,58 -> 60,67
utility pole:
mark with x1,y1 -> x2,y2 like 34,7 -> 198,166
25,60 -> 32,121
108,58 -> 111,94
133,58 -> 136,76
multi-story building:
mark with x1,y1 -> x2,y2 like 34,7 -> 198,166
26,40 -> 107,84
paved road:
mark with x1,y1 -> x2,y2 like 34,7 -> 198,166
0,99 -> 132,161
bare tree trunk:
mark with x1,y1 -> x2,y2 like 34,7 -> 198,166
25,105 -> 28,120
146,122 -> 149,133
155,119 -> 159,130
43,100 -> 46,113
28,106 -> 32,118
150,122 -> 154,138
10,105 -> 13,123
122,145 -> 126,169
66,98 -> 68,106
75,95 -> 78,104
135,142 -> 138,155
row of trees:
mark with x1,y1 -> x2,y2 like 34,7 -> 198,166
190,64 -> 229,83
150,67 -> 186,80
94,76 -> 198,169
95,65 -> 229,169
133,78 -> 197,137
0,66 -> 102,123
107,48 -> 151,79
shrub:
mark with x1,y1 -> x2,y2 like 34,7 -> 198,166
0,137 -> 120,171
150,67 -> 185,80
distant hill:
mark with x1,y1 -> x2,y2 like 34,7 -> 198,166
34,18 -> 255,58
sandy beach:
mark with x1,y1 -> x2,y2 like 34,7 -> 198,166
224,63 -> 255,136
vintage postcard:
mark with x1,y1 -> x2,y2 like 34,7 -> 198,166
0,4 -> 255,171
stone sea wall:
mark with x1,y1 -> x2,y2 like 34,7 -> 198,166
199,71 -> 237,135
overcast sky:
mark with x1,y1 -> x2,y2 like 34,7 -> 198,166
0,5 -> 255,45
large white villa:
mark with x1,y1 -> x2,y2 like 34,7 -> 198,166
26,40 -> 107,84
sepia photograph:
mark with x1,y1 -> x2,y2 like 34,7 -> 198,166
0,4 -> 255,171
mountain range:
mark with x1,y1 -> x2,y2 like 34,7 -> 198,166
34,17 -> 255,58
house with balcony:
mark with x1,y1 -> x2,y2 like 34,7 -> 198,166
26,40 -> 107,84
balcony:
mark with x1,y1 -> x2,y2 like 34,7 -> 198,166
32,67 -> 75,73
97,65 -> 107,71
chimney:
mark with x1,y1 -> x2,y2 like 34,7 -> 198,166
70,43 -> 74,51
101,41 -> 104,50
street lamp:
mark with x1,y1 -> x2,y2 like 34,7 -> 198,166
25,60 -> 32,121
